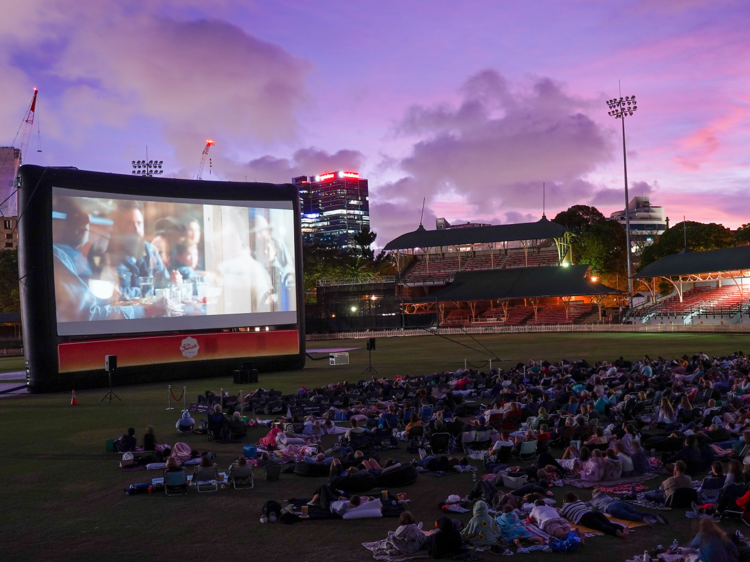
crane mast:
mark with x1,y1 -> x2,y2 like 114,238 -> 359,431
196,139 -> 215,180
19,88 -> 39,163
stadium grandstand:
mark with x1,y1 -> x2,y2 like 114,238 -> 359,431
383,217 -> 624,328
629,245 -> 750,326
384,216 -> 574,287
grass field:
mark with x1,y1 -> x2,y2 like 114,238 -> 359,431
2,333 -> 748,562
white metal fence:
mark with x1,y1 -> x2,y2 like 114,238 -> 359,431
306,322 -> 750,341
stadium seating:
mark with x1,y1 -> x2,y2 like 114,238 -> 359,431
636,285 -> 748,320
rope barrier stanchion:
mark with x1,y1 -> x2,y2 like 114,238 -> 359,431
220,387 -> 223,409
183,386 -> 187,412
239,389 -> 243,417
489,359 -> 492,371
166,385 -> 174,410
464,359 -> 467,370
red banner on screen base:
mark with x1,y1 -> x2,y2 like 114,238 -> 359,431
57,330 -> 299,373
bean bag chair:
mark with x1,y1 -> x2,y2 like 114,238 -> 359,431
375,463 -> 418,488
333,472 -> 377,493
171,442 -> 192,463
293,462 -> 331,477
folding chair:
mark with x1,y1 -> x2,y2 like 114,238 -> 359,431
461,431 -> 476,454
487,413 -> 504,431
501,410 -> 523,431
164,468 -> 189,496
420,405 -> 434,423
193,466 -> 220,493
228,466 -> 254,490
429,432 -> 452,455
473,429 -> 492,450
516,439 -> 538,462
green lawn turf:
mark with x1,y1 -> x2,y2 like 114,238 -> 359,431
1,332 -> 747,561
0,356 -> 25,376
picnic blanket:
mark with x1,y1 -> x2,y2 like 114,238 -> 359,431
564,473 -> 656,489
711,444 -> 734,457
361,544 -> 430,562
596,483 -> 650,494
574,516 -> 648,536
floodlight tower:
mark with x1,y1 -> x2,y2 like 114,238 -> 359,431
606,94 -> 638,306
196,139 -> 215,180
131,159 -> 164,176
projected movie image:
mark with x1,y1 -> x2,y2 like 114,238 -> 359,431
51,188 -> 297,336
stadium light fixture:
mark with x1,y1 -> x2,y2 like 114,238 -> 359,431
561,262 -> 570,268
350,306 -> 357,312
606,92 -> 638,307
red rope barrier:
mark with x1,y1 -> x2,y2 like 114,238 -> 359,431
466,360 -> 490,369
170,387 -> 184,402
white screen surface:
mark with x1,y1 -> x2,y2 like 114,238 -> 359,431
51,188 -> 297,336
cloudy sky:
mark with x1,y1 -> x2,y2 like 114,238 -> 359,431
2,0 -> 748,244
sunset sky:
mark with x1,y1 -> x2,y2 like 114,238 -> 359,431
2,0 -> 748,244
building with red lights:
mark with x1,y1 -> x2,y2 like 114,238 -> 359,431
0,147 -> 21,217
292,171 -> 369,248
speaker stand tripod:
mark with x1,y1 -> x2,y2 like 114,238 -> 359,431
361,348 -> 378,375
101,370 -> 122,403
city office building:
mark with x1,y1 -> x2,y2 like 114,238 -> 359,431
292,171 -> 369,248
1,216 -> 18,250
0,147 -> 21,217
610,196 -> 667,252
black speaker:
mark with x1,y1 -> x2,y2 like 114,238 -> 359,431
366,338 -> 376,351
233,368 -> 259,384
105,355 -> 117,371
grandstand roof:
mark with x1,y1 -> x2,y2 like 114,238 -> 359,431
634,245 -> 750,278
383,217 -> 570,251
414,265 -> 621,302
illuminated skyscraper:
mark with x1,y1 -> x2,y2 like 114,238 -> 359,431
292,171 -> 369,248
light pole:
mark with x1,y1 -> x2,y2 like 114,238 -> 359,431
607,94 -> 638,307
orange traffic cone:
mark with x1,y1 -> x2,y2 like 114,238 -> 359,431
71,389 -> 78,406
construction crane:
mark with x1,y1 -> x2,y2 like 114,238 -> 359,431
196,139 -> 215,180
19,88 -> 41,162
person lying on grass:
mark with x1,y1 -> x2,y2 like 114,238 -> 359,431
306,486 -> 376,516
560,492 -> 629,538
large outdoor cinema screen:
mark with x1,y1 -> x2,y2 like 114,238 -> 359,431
18,166 -> 305,392
52,188 -> 297,336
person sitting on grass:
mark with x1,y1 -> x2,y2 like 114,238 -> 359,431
682,517 -> 739,562
560,492 -> 629,538
460,500 -> 504,547
603,448 -> 623,480
614,442 -> 634,477
176,410 -> 195,432
422,516 -> 464,559
143,425 -> 157,452
580,448 -> 605,482
116,428 -> 137,452
644,460 -> 692,504
630,441 -> 650,475
496,505 -> 547,547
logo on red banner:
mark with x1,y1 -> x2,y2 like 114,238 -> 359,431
180,336 -> 200,358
